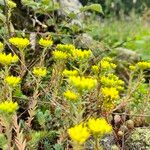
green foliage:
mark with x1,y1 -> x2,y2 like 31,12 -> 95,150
36,109 -> 52,129
0,0 -> 149,149
0,134 -> 7,150
86,16 -> 150,60
21,0 -> 59,14
27,131 -> 58,149
80,4 -> 103,13
80,0 -> 150,16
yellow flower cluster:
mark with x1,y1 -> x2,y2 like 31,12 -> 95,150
101,74 -> 124,90
0,101 -> 18,114
72,49 -> 92,61
33,67 -> 47,77
39,38 -> 53,47
88,118 -> 112,136
69,76 -> 97,91
8,0 -> 16,8
56,44 -> 75,53
100,57 -> 116,70
0,53 -> 18,66
62,69 -> 78,77
137,61 -> 150,69
9,37 -> 30,50
52,51 -> 68,60
0,42 -> 4,52
129,65 -> 136,71
92,65 -> 99,74
53,44 -> 93,62
64,90 -> 78,101
5,76 -> 21,87
68,123 -> 90,144
102,87 -> 119,100
68,118 -> 112,144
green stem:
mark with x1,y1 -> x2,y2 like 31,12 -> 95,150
3,0 -> 11,37
20,50 -> 26,78
39,47 -> 47,66
73,142 -> 83,150
95,137 -> 99,150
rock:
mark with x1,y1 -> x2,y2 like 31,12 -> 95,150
85,134 -> 116,150
101,134 -> 116,150
125,127 -> 150,150
54,0 -> 83,18
114,47 -> 141,63
74,33 -> 109,56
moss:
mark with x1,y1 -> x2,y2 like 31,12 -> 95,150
125,128 -> 150,150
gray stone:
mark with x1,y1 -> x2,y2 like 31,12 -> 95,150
74,33 -> 108,56
114,47 -> 141,63
125,127 -> 150,150
101,134 -> 116,150
54,0 -> 83,18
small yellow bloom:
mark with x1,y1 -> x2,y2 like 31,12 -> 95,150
92,65 -> 99,74
62,69 -> 78,77
39,38 -> 53,47
0,42 -> 4,52
64,90 -> 78,101
100,57 -> 116,70
8,0 -> 16,8
0,101 -> 18,114
72,49 -> 92,61
9,37 -> 30,50
56,44 -> 75,53
5,76 -> 21,87
137,61 -> 150,69
102,87 -> 119,99
33,67 -> 47,77
102,57 -> 112,62
101,74 -> 124,90
102,101 -> 115,111
53,50 -> 68,60
69,76 -> 97,91
87,118 -> 112,136
68,123 -> 90,144
129,65 -> 136,71
0,53 -> 18,66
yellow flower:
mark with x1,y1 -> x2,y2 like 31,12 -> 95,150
69,76 -> 97,91
8,0 -> 16,8
100,57 -> 116,70
62,69 -> 78,77
137,61 -> 150,69
102,101 -> 115,111
64,90 -> 78,101
53,50 -> 68,60
102,57 -> 112,62
68,123 -> 90,144
101,74 -> 124,90
39,38 -> 53,47
9,37 -> 30,50
92,65 -> 99,74
87,118 -> 112,136
56,44 -> 75,53
5,76 -> 21,87
72,49 -> 92,61
102,87 -> 119,99
0,101 -> 18,114
0,53 -> 19,66
33,67 -> 47,77
129,65 -> 136,71
0,42 -> 4,52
